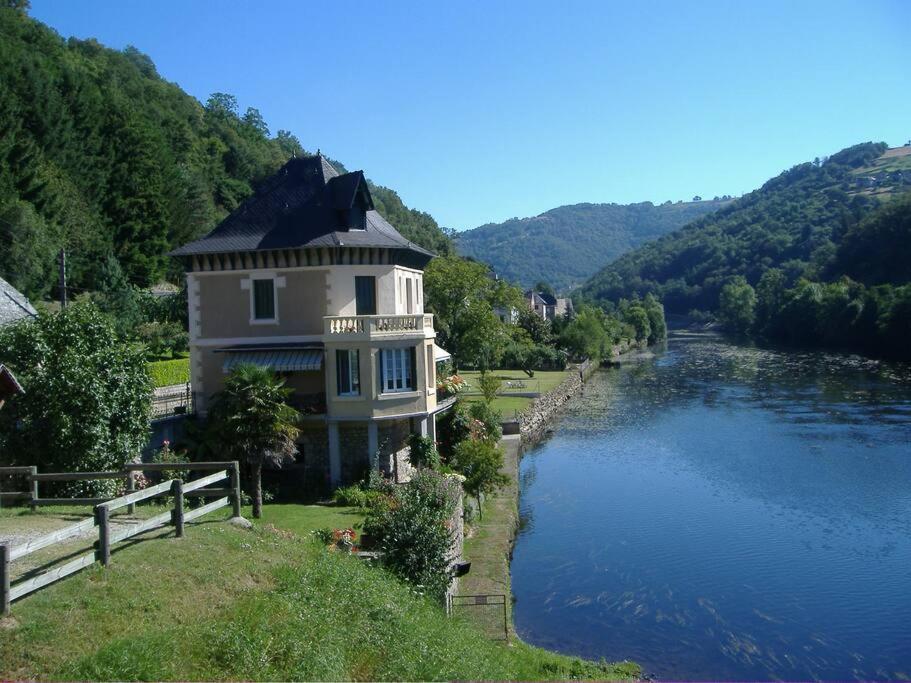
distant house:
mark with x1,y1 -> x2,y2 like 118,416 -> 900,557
170,154 -> 450,487
0,364 -> 24,410
0,277 -> 37,327
524,290 -> 572,321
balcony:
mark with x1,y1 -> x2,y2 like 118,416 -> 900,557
324,314 -> 433,341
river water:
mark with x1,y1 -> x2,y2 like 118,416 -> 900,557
511,331 -> 911,681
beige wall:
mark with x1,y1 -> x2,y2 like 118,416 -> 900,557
325,338 -> 437,419
327,265 -> 424,316
196,269 -> 328,338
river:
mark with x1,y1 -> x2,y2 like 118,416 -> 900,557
510,331 -> 911,681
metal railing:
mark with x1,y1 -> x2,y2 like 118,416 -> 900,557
151,382 -> 194,419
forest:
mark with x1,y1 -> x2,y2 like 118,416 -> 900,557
0,5 -> 452,302
457,199 -> 725,292
579,142 -> 911,357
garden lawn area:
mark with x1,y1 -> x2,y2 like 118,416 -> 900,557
0,502 -> 638,682
460,368 -> 573,417
147,356 -> 190,388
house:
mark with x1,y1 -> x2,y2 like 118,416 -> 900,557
525,290 -> 557,320
0,364 -> 24,410
171,154 -> 450,487
0,276 -> 37,327
555,297 -> 574,318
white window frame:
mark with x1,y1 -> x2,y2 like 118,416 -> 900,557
240,271 -> 286,325
381,348 -> 413,394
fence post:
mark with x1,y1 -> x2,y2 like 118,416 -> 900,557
229,461 -> 241,517
172,480 -> 184,538
125,472 -> 135,515
96,505 -> 111,566
1,543 -> 10,616
29,466 -> 37,512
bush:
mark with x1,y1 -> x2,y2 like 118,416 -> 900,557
0,302 -> 151,496
333,485 -> 367,508
467,401 -> 502,442
366,469 -> 460,600
138,320 -> 189,359
436,400 -> 472,461
407,433 -> 440,470
501,343 -> 567,374
476,372 -> 502,404
147,357 -> 190,388
451,439 -> 510,518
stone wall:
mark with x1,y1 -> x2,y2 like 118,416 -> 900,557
444,474 -> 466,601
339,423 -> 369,483
516,340 -> 646,438
378,418 -> 414,483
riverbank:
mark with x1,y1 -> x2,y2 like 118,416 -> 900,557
459,345 -> 645,672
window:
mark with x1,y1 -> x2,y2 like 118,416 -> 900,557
355,276 -> 376,315
336,349 -> 360,396
406,279 -> 413,314
253,279 -> 275,320
380,347 -> 416,393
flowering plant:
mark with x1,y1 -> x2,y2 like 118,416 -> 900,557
331,527 -> 359,553
437,374 -> 466,395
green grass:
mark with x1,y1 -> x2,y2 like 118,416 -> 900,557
459,368 -> 573,417
147,357 -> 190,388
0,503 -> 639,681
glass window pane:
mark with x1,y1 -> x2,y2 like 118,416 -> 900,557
253,280 -> 275,319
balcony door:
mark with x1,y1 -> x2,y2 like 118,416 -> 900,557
355,276 -> 376,315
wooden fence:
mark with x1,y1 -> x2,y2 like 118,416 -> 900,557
0,461 -> 241,615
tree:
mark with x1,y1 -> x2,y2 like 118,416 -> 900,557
622,303 -> 652,342
516,306 -> 553,345
208,364 -> 301,518
424,256 -> 518,369
718,276 -> 756,334
0,301 -> 151,495
477,371 -> 502,405
560,305 -> 612,360
451,439 -> 510,518
755,268 -> 786,334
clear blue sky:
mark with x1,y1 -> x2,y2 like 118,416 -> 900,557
29,0 -> 911,231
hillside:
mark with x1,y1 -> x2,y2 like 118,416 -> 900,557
455,199 -> 726,292
580,142 -> 911,311
0,6 -> 451,300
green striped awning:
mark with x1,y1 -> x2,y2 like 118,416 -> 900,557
222,349 -> 323,373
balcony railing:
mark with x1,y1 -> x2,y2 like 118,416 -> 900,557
324,314 -> 433,339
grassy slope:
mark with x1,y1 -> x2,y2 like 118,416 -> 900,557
0,504 -> 638,681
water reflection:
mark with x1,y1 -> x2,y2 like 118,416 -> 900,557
511,331 -> 911,681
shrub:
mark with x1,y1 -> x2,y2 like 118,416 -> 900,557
366,469 -> 460,600
436,400 -> 472,461
407,433 -> 440,470
477,371 -> 502,404
333,484 -> 367,508
147,357 -> 190,388
0,301 -> 151,496
451,439 -> 510,518
467,401 -> 502,442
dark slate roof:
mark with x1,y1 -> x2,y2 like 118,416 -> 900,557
538,292 -> 558,306
171,155 -> 432,260
0,277 -> 37,327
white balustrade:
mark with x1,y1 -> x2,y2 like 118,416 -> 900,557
324,314 -> 433,337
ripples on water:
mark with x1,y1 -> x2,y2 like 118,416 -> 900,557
510,332 -> 911,681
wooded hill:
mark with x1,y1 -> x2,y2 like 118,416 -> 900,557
579,142 -> 911,311
0,6 -> 452,301
456,199 -> 726,292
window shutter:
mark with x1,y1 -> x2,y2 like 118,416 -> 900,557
409,346 -> 417,390
376,350 -> 384,394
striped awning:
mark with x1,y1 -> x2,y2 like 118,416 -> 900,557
433,344 -> 451,362
222,349 -> 323,373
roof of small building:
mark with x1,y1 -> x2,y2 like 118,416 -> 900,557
0,277 -> 37,327
0,364 -> 24,397
171,155 -> 433,263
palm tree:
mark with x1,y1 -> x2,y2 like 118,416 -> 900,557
208,364 -> 301,518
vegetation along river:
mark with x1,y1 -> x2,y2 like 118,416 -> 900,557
511,331 -> 911,681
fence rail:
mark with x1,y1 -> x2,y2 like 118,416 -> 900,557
0,461 -> 241,615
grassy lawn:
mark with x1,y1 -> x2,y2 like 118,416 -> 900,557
459,368 -> 573,418
147,356 -> 190,388
0,502 -> 638,681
